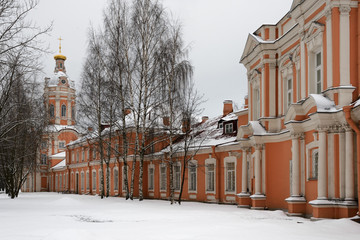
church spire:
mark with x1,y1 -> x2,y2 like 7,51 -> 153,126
54,36 -> 67,73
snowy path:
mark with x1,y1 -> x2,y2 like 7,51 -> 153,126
0,193 -> 359,240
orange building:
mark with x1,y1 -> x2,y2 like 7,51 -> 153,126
24,0 -> 360,220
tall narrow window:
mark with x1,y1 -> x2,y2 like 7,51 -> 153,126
61,105 -> 66,117
253,88 -> 260,120
49,104 -> 55,118
41,154 -> 47,165
188,162 -> 197,191
312,150 -> 319,179
81,172 -> 84,191
92,171 -> 96,191
174,164 -> 180,191
315,51 -> 322,94
93,148 -> 96,160
226,162 -> 235,192
160,165 -> 166,191
225,123 -> 233,134
76,152 -> 79,163
114,168 -> 119,191
72,107 -> 75,121
59,175 -> 62,191
287,77 -> 293,108
86,172 -> 89,191
207,163 -> 215,191
148,167 -> 154,190
82,150 -> 85,162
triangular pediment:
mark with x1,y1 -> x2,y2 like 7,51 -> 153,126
240,34 -> 260,63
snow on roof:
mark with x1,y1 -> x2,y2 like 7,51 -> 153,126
51,159 -> 66,170
47,71 -> 75,89
310,94 -> 337,112
250,33 -> 276,44
45,124 -> 79,133
51,151 -> 66,159
249,121 -> 267,135
221,112 -> 238,122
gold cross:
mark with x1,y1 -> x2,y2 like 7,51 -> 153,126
58,37 -> 64,53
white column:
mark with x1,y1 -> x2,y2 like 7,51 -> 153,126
261,64 -> 265,118
299,31 -> 306,99
345,128 -> 354,200
262,147 -> 266,194
339,130 -> 346,199
269,62 -> 276,117
291,135 -> 300,196
327,131 -> 335,199
55,97 -> 60,124
241,149 -> 248,193
326,8 -> 333,89
255,145 -> 262,195
300,136 -> 305,195
339,5 -> 351,105
318,129 -> 327,199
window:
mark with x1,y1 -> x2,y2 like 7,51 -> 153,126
76,152 -> 79,163
61,105 -> 66,117
41,141 -> 47,149
226,162 -> 235,192
122,166 -> 128,191
59,175 -> 62,191
207,163 -> 215,191
312,150 -> 319,179
92,171 -> 97,191
59,141 -> 65,149
49,104 -> 54,118
86,172 -> 89,191
114,168 -> 119,191
81,172 -> 84,191
188,161 -> 197,192
82,150 -> 85,162
148,167 -> 154,190
93,148 -> 96,160
41,154 -> 47,165
160,165 -> 166,191
55,175 -> 58,191
60,63 -> 63,68
72,107 -> 75,121
174,164 -> 181,191
315,51 -> 322,94
71,153 -> 74,163
219,123 -> 223,129
98,170 -> 102,191
287,77 -> 293,108
225,123 -> 233,134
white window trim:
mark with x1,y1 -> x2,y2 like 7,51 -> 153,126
314,50 -> 322,94
59,141 -> 66,149
148,164 -> 155,191
86,170 -> 89,192
305,140 -> 318,181
287,76 -> 293,108
159,164 -> 167,192
92,170 -> 97,191
205,158 -> 216,194
80,171 -> 85,192
188,160 -> 197,193
113,167 -> 119,192
224,123 -> 233,134
224,156 -> 236,194
173,162 -> 181,192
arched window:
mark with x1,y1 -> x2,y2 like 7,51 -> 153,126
61,105 -> 66,117
49,104 -> 54,118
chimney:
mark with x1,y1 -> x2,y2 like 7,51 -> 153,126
163,116 -> 170,126
202,116 -> 209,123
223,100 -> 233,116
182,118 -> 190,133
244,95 -> 248,109
100,123 -> 110,132
87,126 -> 94,132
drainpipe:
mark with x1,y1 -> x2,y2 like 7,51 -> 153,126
343,106 -> 360,216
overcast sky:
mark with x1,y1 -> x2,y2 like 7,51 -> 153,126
32,0 -> 292,118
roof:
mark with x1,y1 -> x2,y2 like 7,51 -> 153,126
46,71 -> 75,89
51,151 -> 66,159
51,159 -> 66,170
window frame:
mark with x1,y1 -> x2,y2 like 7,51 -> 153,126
148,165 -> 154,191
224,123 -> 233,134
224,157 -> 236,193
188,160 -> 197,193
61,104 -> 66,117
160,164 -> 167,192
205,158 -> 216,193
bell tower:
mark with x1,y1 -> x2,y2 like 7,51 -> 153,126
44,38 -> 76,126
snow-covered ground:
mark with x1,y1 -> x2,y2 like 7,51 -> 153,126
0,193 -> 359,240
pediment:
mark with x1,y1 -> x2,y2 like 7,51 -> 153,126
240,34 -> 260,64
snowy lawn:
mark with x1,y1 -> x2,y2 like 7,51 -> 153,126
0,193 -> 359,240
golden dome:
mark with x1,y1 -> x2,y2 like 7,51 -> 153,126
54,54 -> 67,60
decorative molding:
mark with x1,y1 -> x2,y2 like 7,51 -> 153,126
339,5 -> 351,16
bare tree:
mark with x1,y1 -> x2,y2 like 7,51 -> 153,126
0,0 -> 50,198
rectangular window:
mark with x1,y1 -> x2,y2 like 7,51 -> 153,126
98,170 -> 102,191
287,77 -> 293,108
315,51 -> 322,94
174,165 -> 181,191
59,141 -> 65,149
76,152 -> 79,163
226,162 -> 235,192
81,172 -> 84,191
148,167 -> 154,190
93,148 -> 96,160
114,169 -> 119,191
160,165 -> 166,191
92,171 -> 96,191
41,141 -> 47,149
253,88 -> 260,120
41,154 -> 47,165
86,172 -> 89,190
225,123 -> 233,134
72,153 -> 74,163
59,175 -> 62,190
219,123 -> 223,129
82,150 -> 85,162
188,162 -> 197,191
207,163 -> 215,191
312,151 -> 319,179
55,175 -> 58,191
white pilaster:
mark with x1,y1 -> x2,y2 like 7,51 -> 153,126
262,147 -> 266,194
261,64 -> 265,118
318,129 -> 327,199
241,149 -> 248,193
326,8 -> 333,89
327,131 -> 335,199
300,136 -> 305,195
269,62 -> 276,117
339,130 -> 345,199
255,145 -> 262,195
345,128 -> 354,200
291,135 -> 300,196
